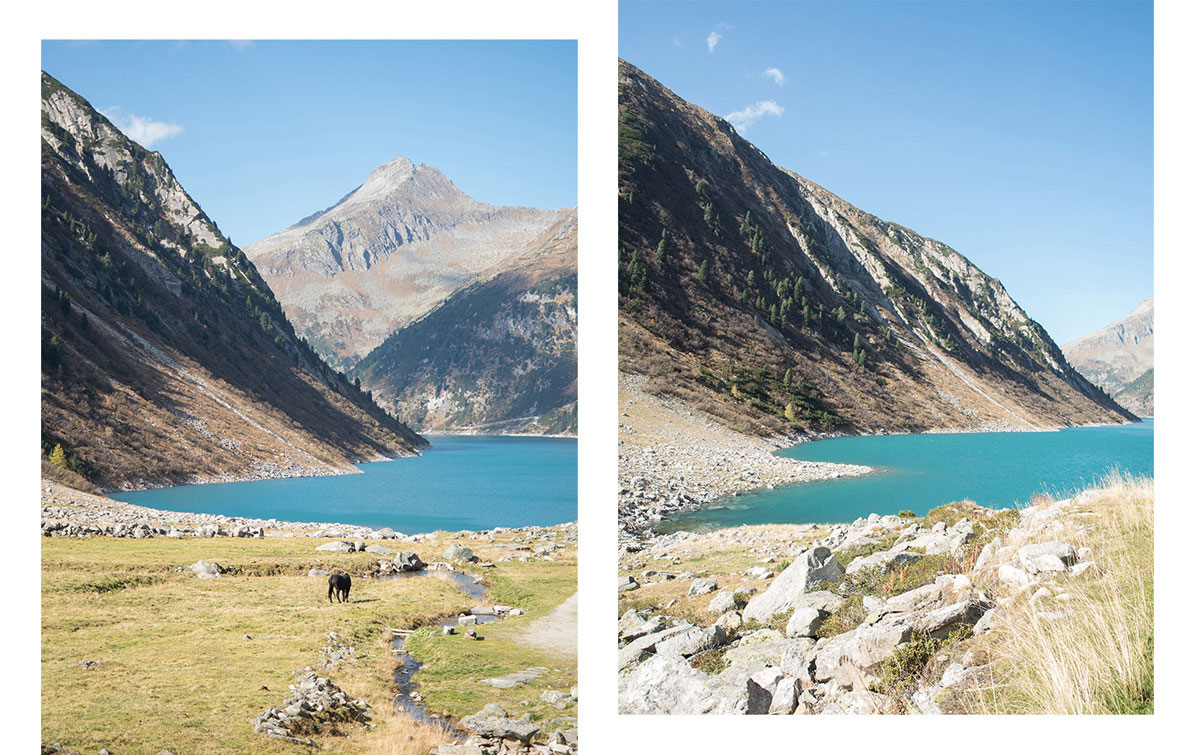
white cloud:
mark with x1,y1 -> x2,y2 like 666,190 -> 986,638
101,107 -> 184,148
227,40 -> 254,51
724,100 -> 784,132
763,67 -> 786,85
707,31 -> 721,52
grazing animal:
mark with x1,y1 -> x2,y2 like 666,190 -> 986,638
328,573 -> 351,603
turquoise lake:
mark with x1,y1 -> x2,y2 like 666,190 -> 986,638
657,420 -> 1153,532
110,435 -> 577,533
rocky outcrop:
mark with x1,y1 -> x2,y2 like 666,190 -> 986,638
617,492 -> 1108,714
741,547 -> 844,622
443,703 -> 578,755
252,670 -> 370,745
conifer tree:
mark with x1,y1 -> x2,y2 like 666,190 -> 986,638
49,443 -> 67,468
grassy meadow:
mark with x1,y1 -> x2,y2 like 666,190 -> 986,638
42,530 -> 577,754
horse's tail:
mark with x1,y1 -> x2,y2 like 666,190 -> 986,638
328,580 -> 334,603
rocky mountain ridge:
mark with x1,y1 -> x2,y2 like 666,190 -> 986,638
41,71 -> 425,491
1062,297 -> 1153,416
351,210 -> 578,435
617,60 -> 1134,439
245,156 -> 570,370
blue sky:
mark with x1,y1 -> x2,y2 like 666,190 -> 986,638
620,0 -> 1152,344
41,40 -> 577,247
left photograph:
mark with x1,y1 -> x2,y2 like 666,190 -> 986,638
40,40 -> 578,754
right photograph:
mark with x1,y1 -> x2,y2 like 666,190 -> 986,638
616,0 -> 1152,716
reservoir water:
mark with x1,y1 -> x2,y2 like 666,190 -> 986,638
657,420 -> 1153,532
110,435 -> 577,532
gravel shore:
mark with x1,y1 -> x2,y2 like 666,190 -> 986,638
618,373 -> 869,545
41,480 -> 578,541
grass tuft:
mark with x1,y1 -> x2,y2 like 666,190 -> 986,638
967,472 -> 1153,714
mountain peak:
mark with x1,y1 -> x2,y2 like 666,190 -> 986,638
362,155 -> 416,187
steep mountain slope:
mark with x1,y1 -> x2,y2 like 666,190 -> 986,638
41,72 -> 425,491
1113,368 -> 1153,417
617,60 -> 1133,438
244,157 -> 570,370
351,211 -> 577,435
1062,297 -> 1153,415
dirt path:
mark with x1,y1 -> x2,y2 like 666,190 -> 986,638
516,592 -> 577,659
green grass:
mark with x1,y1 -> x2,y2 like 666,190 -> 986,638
400,557 -> 577,727
42,531 -> 576,753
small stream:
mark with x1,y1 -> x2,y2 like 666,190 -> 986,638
384,569 -> 498,726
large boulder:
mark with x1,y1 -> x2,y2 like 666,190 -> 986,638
444,544 -> 476,562
364,544 -> 393,556
459,713 -> 539,744
655,625 -> 726,658
618,654 -> 748,714
394,551 -> 426,572
708,591 -> 738,615
620,615 -> 669,644
1017,541 -> 1077,572
742,547 -> 845,623
315,541 -> 356,553
190,560 -> 225,579
618,624 -> 693,670
812,598 -> 992,685
746,667 -> 787,715
769,675 -> 803,715
846,549 -> 923,575
688,577 -> 719,597
784,606 -> 826,638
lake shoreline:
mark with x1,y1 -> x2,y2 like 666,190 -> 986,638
43,479 -> 578,540
620,368 -> 1147,545
648,418 -> 1152,536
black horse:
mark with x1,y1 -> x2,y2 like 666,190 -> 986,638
328,573 -> 351,603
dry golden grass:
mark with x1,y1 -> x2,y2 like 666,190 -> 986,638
43,530 -> 577,753
969,472 -> 1153,714
331,713 -> 455,755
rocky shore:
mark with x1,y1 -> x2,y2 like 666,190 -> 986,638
617,489 -> 1117,714
618,373 -> 869,544
40,480 -> 575,545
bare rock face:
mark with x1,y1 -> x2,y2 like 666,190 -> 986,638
1062,297 -> 1154,415
244,156 -> 570,370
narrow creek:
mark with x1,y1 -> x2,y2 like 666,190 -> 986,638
383,569 -> 499,727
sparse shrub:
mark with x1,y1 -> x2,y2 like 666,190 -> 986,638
897,509 -> 916,518
875,627 -> 971,705
690,648 -> 728,675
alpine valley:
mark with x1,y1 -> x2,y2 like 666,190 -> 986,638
41,72 -> 425,492
614,60 -> 1151,721
245,159 -> 578,435
616,59 -> 1137,535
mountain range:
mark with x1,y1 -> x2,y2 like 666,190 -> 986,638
617,60 -> 1134,438
350,210 -> 577,434
41,72 -> 425,491
1063,297 -> 1153,416
244,157 -> 572,371
244,157 -> 578,435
